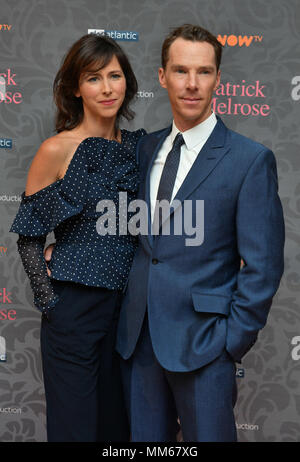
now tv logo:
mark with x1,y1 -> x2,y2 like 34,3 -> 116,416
0,25 -> 12,31
217,34 -> 263,47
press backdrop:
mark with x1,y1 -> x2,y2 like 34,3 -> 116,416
0,0 -> 300,442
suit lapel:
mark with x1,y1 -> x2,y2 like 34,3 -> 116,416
162,117 -> 230,226
141,118 -> 231,239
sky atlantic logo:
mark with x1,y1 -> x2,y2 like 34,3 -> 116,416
88,29 -> 139,41
236,367 -> 245,378
291,76 -> 300,101
0,138 -> 12,148
217,34 -> 263,47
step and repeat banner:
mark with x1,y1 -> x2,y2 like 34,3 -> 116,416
0,0 -> 300,442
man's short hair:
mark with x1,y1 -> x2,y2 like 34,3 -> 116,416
161,24 -> 223,71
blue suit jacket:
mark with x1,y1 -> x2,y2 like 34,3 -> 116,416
116,117 -> 285,371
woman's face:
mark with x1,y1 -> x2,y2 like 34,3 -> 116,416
75,54 -> 126,122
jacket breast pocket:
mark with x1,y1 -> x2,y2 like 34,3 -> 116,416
191,292 -> 231,317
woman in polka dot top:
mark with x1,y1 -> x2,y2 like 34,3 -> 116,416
10,34 -> 146,442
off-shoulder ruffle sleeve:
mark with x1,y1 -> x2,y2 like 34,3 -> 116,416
10,141 -> 88,236
10,141 -> 89,315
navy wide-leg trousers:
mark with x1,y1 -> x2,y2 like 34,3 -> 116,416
40,280 -> 129,442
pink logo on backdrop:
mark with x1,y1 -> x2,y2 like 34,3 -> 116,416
213,80 -> 270,117
0,288 -> 12,304
0,69 -> 23,104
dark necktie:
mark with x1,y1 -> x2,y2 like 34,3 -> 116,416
156,133 -> 184,203
153,133 -> 184,232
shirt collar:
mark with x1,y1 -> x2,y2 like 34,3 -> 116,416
170,112 -> 217,150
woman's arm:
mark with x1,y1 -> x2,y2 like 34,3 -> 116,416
16,137 -> 67,314
17,235 -> 59,315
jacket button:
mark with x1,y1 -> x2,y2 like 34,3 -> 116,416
152,258 -> 158,265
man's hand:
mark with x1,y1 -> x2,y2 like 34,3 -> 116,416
44,243 -> 55,277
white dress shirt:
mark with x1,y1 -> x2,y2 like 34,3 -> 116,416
150,112 -> 217,221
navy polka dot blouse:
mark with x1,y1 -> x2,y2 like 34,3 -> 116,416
10,128 -> 146,314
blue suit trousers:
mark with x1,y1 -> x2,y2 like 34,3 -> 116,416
121,314 -> 238,442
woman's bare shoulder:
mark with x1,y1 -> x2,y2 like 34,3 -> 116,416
38,131 -> 81,158
25,132 -> 83,195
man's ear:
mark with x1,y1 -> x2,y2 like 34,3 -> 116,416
158,67 -> 167,89
214,70 -> 221,91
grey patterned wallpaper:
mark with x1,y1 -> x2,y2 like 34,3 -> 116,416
0,0 -> 299,442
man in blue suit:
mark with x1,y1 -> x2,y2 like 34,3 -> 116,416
116,24 -> 285,442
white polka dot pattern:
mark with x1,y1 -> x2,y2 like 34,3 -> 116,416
10,128 -> 146,313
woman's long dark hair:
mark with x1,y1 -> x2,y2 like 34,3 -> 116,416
53,34 -> 138,133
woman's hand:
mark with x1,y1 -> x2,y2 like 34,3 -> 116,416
44,243 -> 55,276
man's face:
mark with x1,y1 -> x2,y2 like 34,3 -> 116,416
159,38 -> 220,132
